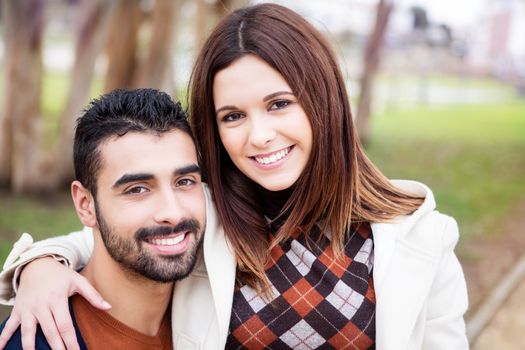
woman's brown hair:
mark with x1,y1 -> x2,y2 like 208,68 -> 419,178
189,3 -> 423,290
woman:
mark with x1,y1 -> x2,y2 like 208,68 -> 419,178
0,3 -> 468,349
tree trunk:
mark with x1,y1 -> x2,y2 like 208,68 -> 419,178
214,0 -> 247,17
103,0 -> 142,92
49,0 -> 118,188
133,0 -> 180,90
196,0 -> 247,62
355,0 -> 393,145
0,17 -> 12,186
194,0 -> 208,55
1,0 -> 45,193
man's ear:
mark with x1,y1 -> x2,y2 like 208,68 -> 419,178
71,181 -> 97,227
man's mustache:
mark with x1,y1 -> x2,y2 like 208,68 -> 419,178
135,219 -> 201,241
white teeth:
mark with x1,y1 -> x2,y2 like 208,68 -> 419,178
150,234 -> 185,246
255,148 -> 289,165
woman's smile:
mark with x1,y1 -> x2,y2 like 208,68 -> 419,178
251,145 -> 293,166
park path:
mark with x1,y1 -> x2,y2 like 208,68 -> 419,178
467,199 -> 525,349
471,272 -> 525,349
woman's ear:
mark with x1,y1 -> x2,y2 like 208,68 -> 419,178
71,181 -> 97,227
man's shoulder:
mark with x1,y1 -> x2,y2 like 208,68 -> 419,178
0,319 -> 52,350
0,298 -> 87,350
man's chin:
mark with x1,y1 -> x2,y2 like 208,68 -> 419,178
134,234 -> 203,282
140,254 -> 199,283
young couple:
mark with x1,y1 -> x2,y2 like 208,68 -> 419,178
0,3 -> 468,350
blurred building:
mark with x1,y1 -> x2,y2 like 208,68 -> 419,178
467,0 -> 525,81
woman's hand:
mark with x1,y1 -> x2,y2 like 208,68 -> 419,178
0,257 -> 110,350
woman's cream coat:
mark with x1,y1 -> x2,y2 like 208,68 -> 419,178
0,180 -> 468,349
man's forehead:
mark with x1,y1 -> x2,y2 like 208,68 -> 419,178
102,129 -> 193,146
98,130 -> 198,180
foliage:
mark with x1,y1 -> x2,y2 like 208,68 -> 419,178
0,191 -> 80,245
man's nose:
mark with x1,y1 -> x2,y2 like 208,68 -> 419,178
152,189 -> 186,225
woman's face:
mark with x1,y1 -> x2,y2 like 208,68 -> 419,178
213,55 -> 313,191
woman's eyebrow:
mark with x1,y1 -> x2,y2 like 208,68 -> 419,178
215,105 -> 237,114
262,91 -> 294,102
215,91 -> 295,114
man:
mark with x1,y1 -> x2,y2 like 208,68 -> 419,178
0,89 -> 205,349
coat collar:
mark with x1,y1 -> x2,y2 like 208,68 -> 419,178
372,179 -> 437,287
201,184 -> 236,345
372,180 -> 441,349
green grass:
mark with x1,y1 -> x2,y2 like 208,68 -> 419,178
367,101 -> 525,242
0,191 -> 80,319
0,191 -> 81,245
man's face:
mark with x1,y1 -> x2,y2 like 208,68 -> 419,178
93,130 -> 205,282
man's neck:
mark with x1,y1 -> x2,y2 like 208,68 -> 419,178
80,234 -> 174,336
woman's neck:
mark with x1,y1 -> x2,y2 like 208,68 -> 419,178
255,184 -> 294,221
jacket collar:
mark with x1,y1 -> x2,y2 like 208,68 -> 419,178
201,184 -> 236,345
372,180 -> 441,349
372,179 -> 436,287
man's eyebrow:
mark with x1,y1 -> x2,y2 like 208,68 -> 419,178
112,173 -> 154,189
174,164 -> 201,176
112,164 -> 201,189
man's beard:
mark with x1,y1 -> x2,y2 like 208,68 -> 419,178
94,202 -> 203,283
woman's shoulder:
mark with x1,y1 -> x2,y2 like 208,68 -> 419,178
377,180 -> 460,254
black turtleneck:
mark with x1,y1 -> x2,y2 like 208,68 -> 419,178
254,184 -> 294,231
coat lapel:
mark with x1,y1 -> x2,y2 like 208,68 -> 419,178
202,185 -> 236,346
372,222 -> 440,350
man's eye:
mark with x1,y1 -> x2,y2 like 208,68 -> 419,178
269,100 -> 291,110
125,186 -> 148,195
223,112 -> 244,122
177,178 -> 196,187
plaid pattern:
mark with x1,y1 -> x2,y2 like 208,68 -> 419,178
226,222 -> 375,349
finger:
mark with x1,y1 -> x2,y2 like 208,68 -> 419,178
71,276 -> 111,310
51,301 -> 79,350
33,308 -> 65,350
20,314 -> 37,350
0,313 -> 21,348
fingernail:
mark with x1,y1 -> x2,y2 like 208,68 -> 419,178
102,300 -> 112,309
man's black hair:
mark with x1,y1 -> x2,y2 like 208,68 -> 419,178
74,88 -> 192,195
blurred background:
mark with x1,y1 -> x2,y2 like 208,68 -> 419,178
0,0 -> 524,347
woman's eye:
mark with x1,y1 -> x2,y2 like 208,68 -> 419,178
269,100 -> 291,110
125,186 -> 148,195
223,112 -> 244,122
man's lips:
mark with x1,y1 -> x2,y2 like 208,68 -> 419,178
142,232 -> 192,255
144,232 -> 186,246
